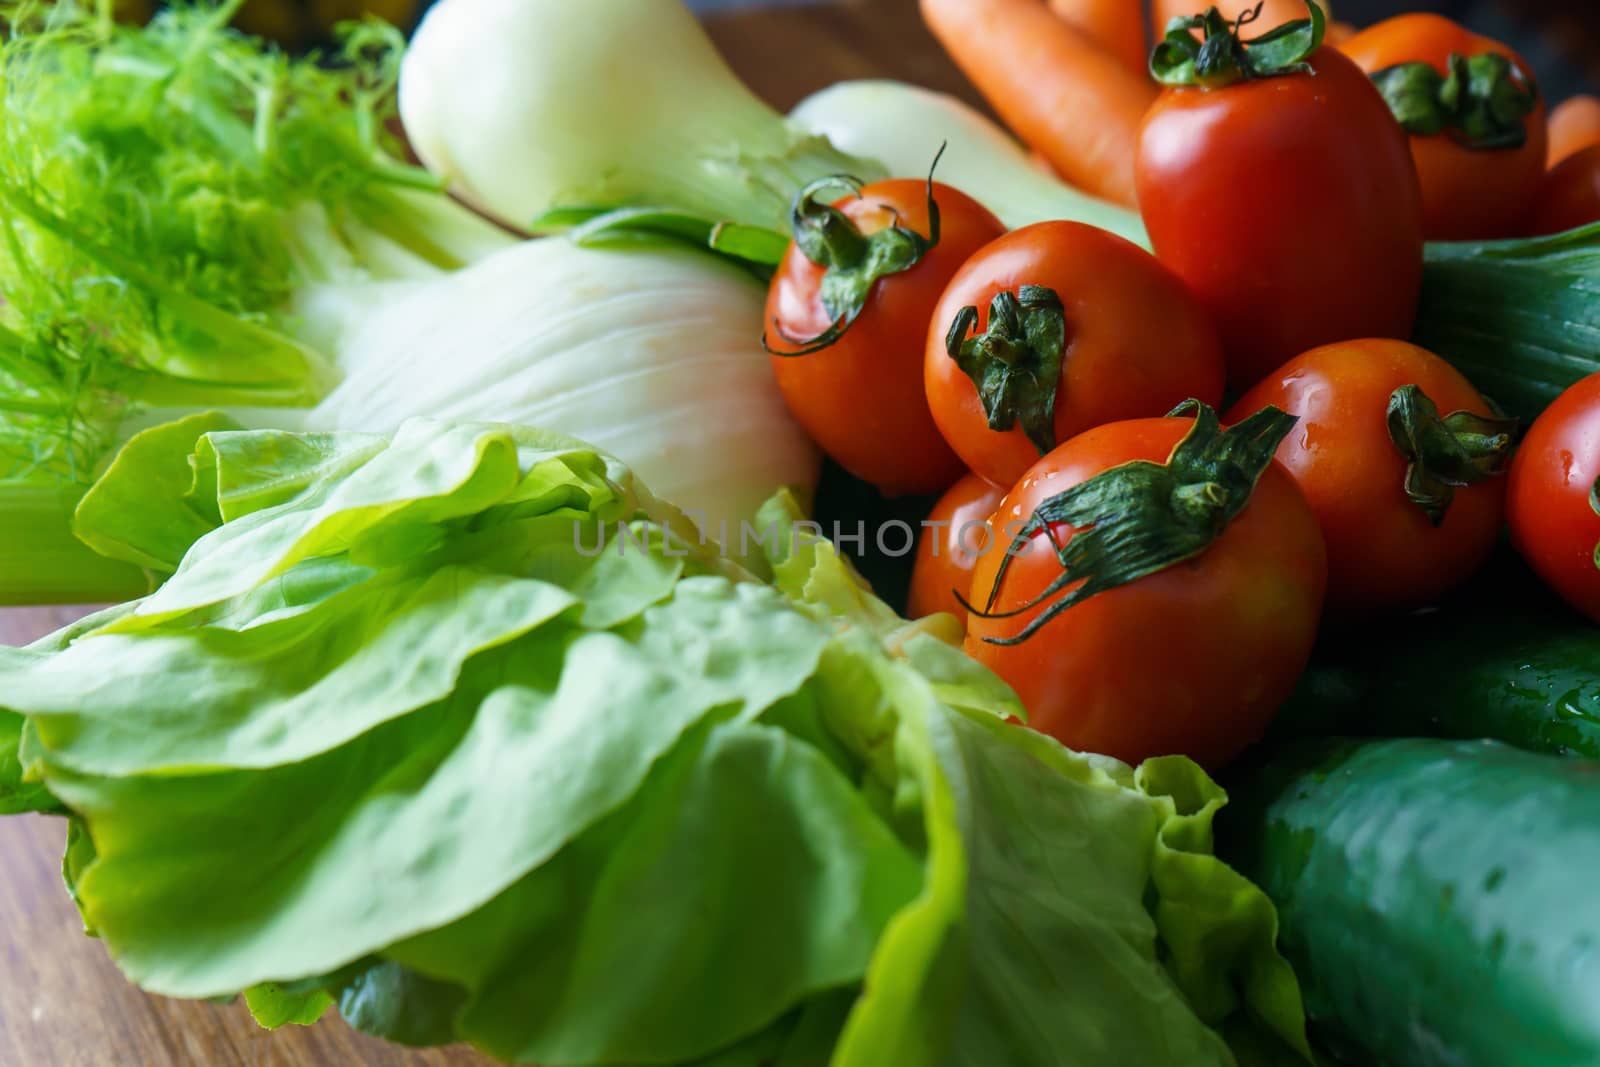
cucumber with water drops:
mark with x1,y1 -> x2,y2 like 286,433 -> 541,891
1220,738 -> 1600,1067
1273,589 -> 1600,759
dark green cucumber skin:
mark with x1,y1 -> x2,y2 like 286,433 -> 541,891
1417,226 -> 1600,426
1275,603 -> 1600,758
1219,739 -> 1600,1067
1272,557 -> 1600,759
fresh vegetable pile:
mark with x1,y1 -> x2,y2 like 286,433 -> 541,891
7,0 -> 1600,1064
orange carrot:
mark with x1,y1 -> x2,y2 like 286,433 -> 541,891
1048,0 -> 1149,76
1548,95 -> 1600,170
921,0 -> 1156,207
1151,0 -> 1327,39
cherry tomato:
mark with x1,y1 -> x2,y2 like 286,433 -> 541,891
923,221 -> 1225,489
1228,339 -> 1513,616
965,413 -> 1327,770
766,178 -> 1006,496
1508,372 -> 1600,621
1526,143 -> 1600,236
1340,14 -> 1547,240
907,471 -> 1007,623
1138,30 -> 1424,392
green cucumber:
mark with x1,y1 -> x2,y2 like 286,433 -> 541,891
1219,738 -> 1600,1067
1272,555 -> 1600,758
1417,224 -> 1600,424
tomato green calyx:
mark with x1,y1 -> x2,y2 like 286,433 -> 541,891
1150,0 -> 1326,89
945,285 -> 1068,456
763,149 -> 945,357
1371,53 -> 1539,150
1386,384 -> 1517,526
967,400 -> 1297,645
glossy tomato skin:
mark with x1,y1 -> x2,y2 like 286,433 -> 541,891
1508,372 -> 1600,621
965,417 -> 1327,770
907,471 -> 1007,623
1228,339 -> 1505,616
1137,47 -> 1424,393
923,221 -> 1225,488
766,180 -> 1006,497
1527,143 -> 1600,236
1340,14 -> 1547,240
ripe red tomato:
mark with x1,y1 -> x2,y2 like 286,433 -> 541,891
1508,372 -> 1600,621
907,471 -> 1007,623
1526,143 -> 1600,236
766,177 -> 1006,497
965,411 -> 1327,770
923,221 -> 1225,489
1138,32 -> 1423,391
1228,339 -> 1513,616
1340,14 -> 1547,240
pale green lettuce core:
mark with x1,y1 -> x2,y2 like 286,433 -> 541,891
2,417 -> 1308,1066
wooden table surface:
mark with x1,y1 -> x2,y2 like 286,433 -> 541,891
0,2 -> 969,1064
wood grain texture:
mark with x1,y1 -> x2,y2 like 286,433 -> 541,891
0,817 -> 490,1067
704,0 -> 984,114
0,2 -> 938,1063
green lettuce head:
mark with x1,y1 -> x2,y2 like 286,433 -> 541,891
1,416 -> 1309,1066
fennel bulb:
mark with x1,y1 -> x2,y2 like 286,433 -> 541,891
789,81 -> 1151,249
399,0 -> 881,242
295,240 -> 819,538
0,2 -> 817,603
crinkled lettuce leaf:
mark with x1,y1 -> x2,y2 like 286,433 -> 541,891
0,707 -> 57,815
376,718 -> 921,1065
1,417 -> 1307,1066
70,411 -> 243,579
33,598 -> 834,1001
1141,756 -> 1313,1061
760,496 -> 1310,1066
242,983 -> 334,1029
